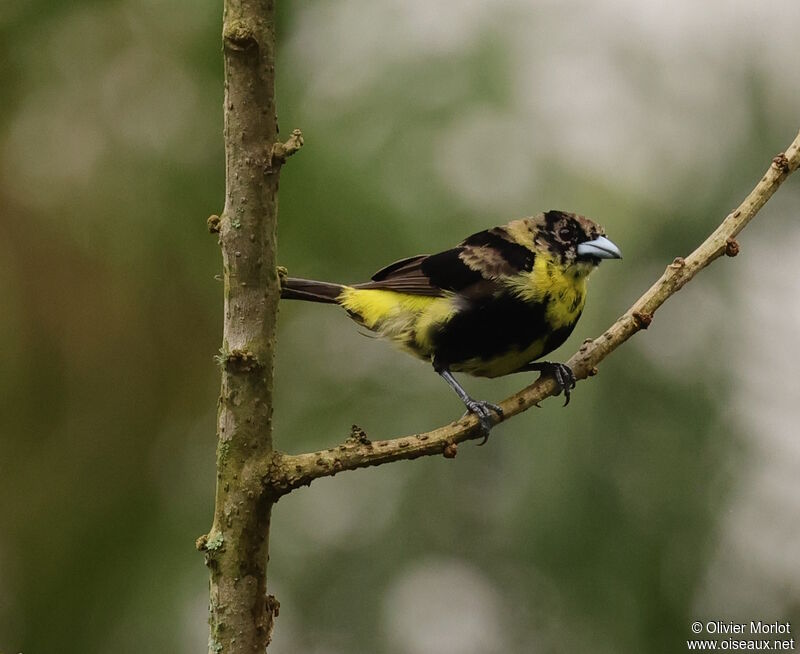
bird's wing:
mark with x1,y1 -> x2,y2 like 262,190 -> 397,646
369,255 -> 430,283
355,228 -> 535,298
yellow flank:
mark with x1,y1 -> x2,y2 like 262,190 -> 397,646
410,294 -> 456,350
505,252 -> 590,329
338,287 -> 454,358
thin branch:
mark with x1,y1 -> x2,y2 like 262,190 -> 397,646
265,131 -> 800,496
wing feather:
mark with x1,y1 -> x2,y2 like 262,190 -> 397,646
355,227 -> 535,298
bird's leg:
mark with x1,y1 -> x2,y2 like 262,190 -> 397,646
433,359 -> 503,444
518,361 -> 577,406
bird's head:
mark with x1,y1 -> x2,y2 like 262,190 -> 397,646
519,210 -> 622,271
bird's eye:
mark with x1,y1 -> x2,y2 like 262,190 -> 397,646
558,227 -> 572,240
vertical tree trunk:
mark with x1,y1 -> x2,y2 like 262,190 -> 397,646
198,1 -> 281,652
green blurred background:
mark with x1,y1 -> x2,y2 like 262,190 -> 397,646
2,1 -> 799,652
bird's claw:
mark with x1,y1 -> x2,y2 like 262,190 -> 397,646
549,363 -> 576,406
462,400 -> 503,445
522,361 -> 578,406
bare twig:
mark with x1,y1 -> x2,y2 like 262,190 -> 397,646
265,130 -> 800,496
270,128 -> 305,169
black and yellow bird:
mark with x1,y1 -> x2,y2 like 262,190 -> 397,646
281,210 -> 621,437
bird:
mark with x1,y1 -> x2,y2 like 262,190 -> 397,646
280,210 -> 621,439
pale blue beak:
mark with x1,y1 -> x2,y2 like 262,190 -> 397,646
577,235 -> 622,260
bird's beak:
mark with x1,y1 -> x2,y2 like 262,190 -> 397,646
577,235 -> 622,260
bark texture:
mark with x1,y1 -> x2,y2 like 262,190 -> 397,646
197,1 -> 283,652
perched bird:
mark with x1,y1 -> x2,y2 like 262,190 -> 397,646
281,210 -> 621,438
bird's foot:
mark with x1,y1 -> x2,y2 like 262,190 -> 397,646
540,362 -> 576,406
462,399 -> 504,445
517,361 -> 579,405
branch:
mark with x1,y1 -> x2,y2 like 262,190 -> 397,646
266,131 -> 800,496
198,1 -> 284,652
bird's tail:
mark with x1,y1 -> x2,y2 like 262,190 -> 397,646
280,277 -> 344,304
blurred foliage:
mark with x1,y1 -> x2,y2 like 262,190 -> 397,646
1,1 -> 799,653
